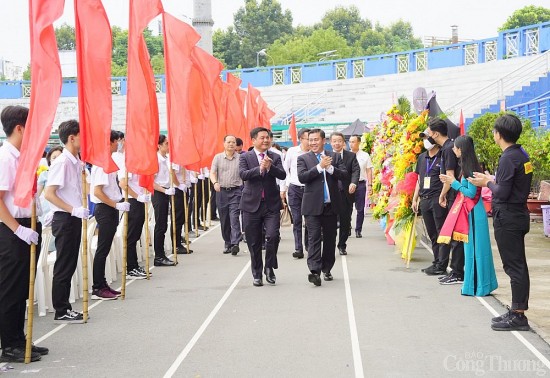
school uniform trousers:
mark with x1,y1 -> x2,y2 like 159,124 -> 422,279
93,203 -> 119,289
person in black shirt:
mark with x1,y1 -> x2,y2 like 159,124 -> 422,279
469,114 -> 532,331
412,135 -> 447,274
420,118 -> 464,283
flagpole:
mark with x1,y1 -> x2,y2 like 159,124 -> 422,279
169,168 -> 178,265
24,199 -> 37,364
194,181 -> 199,237
183,189 -> 190,253
121,171 -> 129,299
144,190 -> 151,279
81,169 -> 89,322
207,177 -> 212,228
201,174 -> 206,230
406,212 -> 418,269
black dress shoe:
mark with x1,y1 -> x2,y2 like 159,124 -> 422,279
154,257 -> 176,266
0,346 -> 41,362
292,250 -> 304,259
253,278 -> 263,287
355,231 -> 362,238
323,272 -> 333,281
176,246 -> 193,254
230,245 -> 240,256
223,247 -> 231,254
308,273 -> 321,286
264,267 -> 276,285
32,344 -> 49,355
338,248 -> 347,255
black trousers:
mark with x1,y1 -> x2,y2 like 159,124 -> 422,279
337,195 -> 353,250
242,202 -> 280,280
437,194 -> 465,275
288,184 -> 308,252
493,204 -> 530,310
52,212 -> 82,316
305,203 -> 338,275
173,188 -> 186,249
419,195 -> 450,266
210,181 -> 218,219
0,219 -> 41,349
152,190 -> 169,259
127,198 -> 145,272
217,187 -> 242,248
93,203 -> 118,289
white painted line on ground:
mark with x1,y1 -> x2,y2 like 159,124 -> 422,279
163,261 -> 251,378
341,255 -> 365,378
422,242 -> 550,369
477,297 -> 550,369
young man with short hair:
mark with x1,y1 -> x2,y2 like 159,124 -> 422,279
349,135 -> 373,238
0,105 -> 48,362
45,120 -> 89,323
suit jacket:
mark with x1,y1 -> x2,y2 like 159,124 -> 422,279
336,149 -> 360,203
297,150 -> 350,216
239,150 -> 286,213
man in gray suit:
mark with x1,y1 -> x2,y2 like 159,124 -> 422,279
298,129 -> 349,286
239,127 -> 286,287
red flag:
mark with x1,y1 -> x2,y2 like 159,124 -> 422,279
459,109 -> 465,136
139,174 -> 155,193
246,84 -> 260,132
75,0 -> 117,173
125,0 -> 163,177
257,95 -> 275,129
238,89 -> 250,148
163,12 -> 201,167
289,114 -> 297,146
14,0 -> 63,207
225,73 -> 244,137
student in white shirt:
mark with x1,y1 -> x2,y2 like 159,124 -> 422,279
45,120 -> 88,323
152,135 -> 176,266
349,135 -> 374,238
171,163 -> 193,254
0,105 -> 48,362
90,131 -> 130,299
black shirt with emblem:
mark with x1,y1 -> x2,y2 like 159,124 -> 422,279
415,150 -> 443,198
440,138 -> 460,179
488,144 -> 533,204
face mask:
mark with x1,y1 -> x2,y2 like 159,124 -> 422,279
423,139 -> 435,150
117,141 -> 123,152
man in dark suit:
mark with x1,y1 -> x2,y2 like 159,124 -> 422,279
298,129 -> 349,286
330,132 -> 360,255
239,127 -> 286,287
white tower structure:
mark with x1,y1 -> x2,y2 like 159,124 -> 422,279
193,0 -> 214,54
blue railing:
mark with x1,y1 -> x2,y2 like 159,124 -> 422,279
1,22 -> 549,98
509,95 -> 550,128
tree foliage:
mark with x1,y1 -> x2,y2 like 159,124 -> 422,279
317,6 -> 371,47
56,23 -> 76,50
499,5 -> 550,31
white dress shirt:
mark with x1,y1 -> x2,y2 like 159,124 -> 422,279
90,166 -> 122,204
46,148 -> 84,212
356,150 -> 373,182
155,152 -> 170,188
282,145 -> 308,190
0,141 -> 32,218
117,157 -> 143,199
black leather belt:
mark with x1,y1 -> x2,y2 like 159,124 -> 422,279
221,186 -> 239,191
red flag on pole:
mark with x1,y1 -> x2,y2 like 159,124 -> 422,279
289,114 -> 297,146
459,109 -> 465,136
14,0 -> 63,207
75,0 -> 117,173
162,12 -> 201,167
257,96 -> 275,129
125,0 -> 163,179
225,73 -> 244,137
246,84 -> 260,132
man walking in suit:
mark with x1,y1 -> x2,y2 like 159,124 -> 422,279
298,129 -> 349,286
239,127 -> 286,286
330,132 -> 360,255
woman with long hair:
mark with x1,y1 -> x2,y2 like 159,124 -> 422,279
439,135 -> 498,296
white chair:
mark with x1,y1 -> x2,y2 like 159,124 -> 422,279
35,227 -> 54,317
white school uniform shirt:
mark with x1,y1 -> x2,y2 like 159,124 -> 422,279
0,141 -> 32,218
46,148 -> 83,212
155,152 -> 170,188
355,150 -> 373,182
281,145 -> 308,191
90,165 -> 122,204
117,157 -> 143,199
172,163 -> 190,187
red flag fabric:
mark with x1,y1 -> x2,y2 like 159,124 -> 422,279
125,0 -> 163,177
14,0 -> 63,207
289,114 -> 297,146
139,174 -> 155,193
75,0 -> 117,173
225,73 -> 244,138
459,109 -> 465,136
257,95 -> 275,129
163,12 -> 201,167
238,89 -> 250,148
246,84 -> 260,132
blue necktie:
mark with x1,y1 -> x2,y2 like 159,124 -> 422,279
316,153 -> 329,203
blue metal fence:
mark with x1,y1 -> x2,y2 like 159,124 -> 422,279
2,22 -> 550,98
509,95 -> 550,129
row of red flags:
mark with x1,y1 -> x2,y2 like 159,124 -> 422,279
14,0 -> 275,207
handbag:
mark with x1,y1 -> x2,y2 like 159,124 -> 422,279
280,204 -> 292,227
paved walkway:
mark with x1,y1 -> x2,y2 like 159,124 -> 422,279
1,215 -> 549,377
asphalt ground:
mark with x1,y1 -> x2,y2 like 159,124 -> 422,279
1,215 -> 550,377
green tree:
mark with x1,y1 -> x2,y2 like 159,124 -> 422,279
111,26 -> 129,67
499,5 -> 550,31
317,6 -> 371,46
56,23 -> 76,50
23,64 -> 31,80
150,54 -> 165,74
215,0 -> 293,68
268,27 -> 352,65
